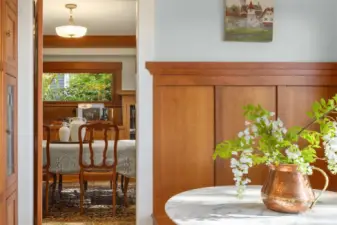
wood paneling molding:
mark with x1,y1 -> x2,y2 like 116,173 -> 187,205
44,35 -> 136,48
147,62 -> 337,86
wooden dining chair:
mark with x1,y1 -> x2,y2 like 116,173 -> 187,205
43,125 -> 57,216
78,122 -> 120,215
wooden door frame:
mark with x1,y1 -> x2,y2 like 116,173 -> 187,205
33,3 -> 125,224
34,0 -> 43,224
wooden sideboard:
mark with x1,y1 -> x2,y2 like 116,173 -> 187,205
117,90 -> 136,139
147,62 -> 337,225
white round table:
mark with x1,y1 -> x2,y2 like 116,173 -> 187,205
165,185 -> 337,225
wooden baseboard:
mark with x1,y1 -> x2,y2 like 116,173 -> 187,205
153,215 -> 174,225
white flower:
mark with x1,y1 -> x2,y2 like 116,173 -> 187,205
238,132 -> 244,138
239,164 -> 249,173
285,148 -> 301,160
230,158 -> 239,167
270,112 -> 275,117
242,178 -> 251,185
245,121 -> 251,126
281,128 -> 287,134
240,157 -> 252,164
256,118 -> 261,123
245,135 -> 251,142
251,125 -> 258,133
330,137 -> 337,147
272,122 -> 278,131
244,128 -> 250,135
323,135 -> 331,141
243,148 -> 253,153
277,118 -> 284,127
232,151 -> 238,156
232,168 -> 243,177
298,163 -> 312,175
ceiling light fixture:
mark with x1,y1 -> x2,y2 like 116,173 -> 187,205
55,4 -> 87,38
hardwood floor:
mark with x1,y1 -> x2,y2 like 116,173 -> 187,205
43,222 -> 135,225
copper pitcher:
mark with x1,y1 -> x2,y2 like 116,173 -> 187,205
261,164 -> 329,213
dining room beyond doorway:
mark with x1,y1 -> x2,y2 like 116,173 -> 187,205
39,0 -> 137,224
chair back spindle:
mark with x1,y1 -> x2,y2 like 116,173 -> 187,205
78,122 -> 119,170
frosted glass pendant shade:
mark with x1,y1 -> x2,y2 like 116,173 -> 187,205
56,4 -> 87,38
56,25 -> 87,38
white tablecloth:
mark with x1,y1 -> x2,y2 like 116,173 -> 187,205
166,185 -> 337,225
42,140 -> 136,178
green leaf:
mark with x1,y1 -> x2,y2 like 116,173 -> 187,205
306,111 -> 314,119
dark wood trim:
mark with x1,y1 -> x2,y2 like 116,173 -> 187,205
43,35 -> 136,48
147,62 -> 337,86
43,101 -> 120,108
116,90 -> 136,96
34,0 -> 43,224
44,62 -> 122,73
43,62 -> 123,105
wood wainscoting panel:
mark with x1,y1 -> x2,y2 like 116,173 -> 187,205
6,190 -> 17,225
215,86 -> 276,186
153,86 -> 214,223
278,86 -> 337,191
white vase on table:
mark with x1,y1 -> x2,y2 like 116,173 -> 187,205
59,122 -> 70,142
69,117 -> 87,142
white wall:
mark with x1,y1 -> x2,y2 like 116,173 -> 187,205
136,0 -> 155,224
155,0 -> 337,62
44,55 -> 136,90
18,0 -> 34,224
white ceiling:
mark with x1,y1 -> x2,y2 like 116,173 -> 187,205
43,0 -> 136,35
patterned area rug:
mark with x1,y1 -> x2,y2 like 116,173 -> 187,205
42,181 -> 136,224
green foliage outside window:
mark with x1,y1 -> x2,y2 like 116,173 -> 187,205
43,73 -> 113,101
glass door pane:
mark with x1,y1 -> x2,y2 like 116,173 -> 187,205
7,84 -> 14,176
130,105 -> 136,140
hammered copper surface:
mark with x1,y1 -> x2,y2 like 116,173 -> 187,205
261,164 -> 315,213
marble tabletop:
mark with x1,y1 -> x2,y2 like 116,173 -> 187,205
165,185 -> 337,225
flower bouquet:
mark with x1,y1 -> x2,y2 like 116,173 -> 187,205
213,95 -> 337,213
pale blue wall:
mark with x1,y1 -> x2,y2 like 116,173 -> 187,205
155,0 -> 337,62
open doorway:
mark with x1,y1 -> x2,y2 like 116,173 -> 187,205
35,0 -> 137,224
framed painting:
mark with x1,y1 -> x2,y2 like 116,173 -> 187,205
224,0 -> 274,42
77,103 -> 105,121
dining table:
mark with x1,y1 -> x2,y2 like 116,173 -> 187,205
165,185 -> 337,225
42,140 -> 136,178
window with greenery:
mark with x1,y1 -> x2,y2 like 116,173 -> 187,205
43,73 -> 113,101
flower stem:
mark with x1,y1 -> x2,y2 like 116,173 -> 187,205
297,110 -> 335,135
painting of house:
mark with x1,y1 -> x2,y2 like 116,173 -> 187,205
225,0 -> 274,42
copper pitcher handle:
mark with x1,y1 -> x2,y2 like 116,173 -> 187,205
309,166 -> 329,209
